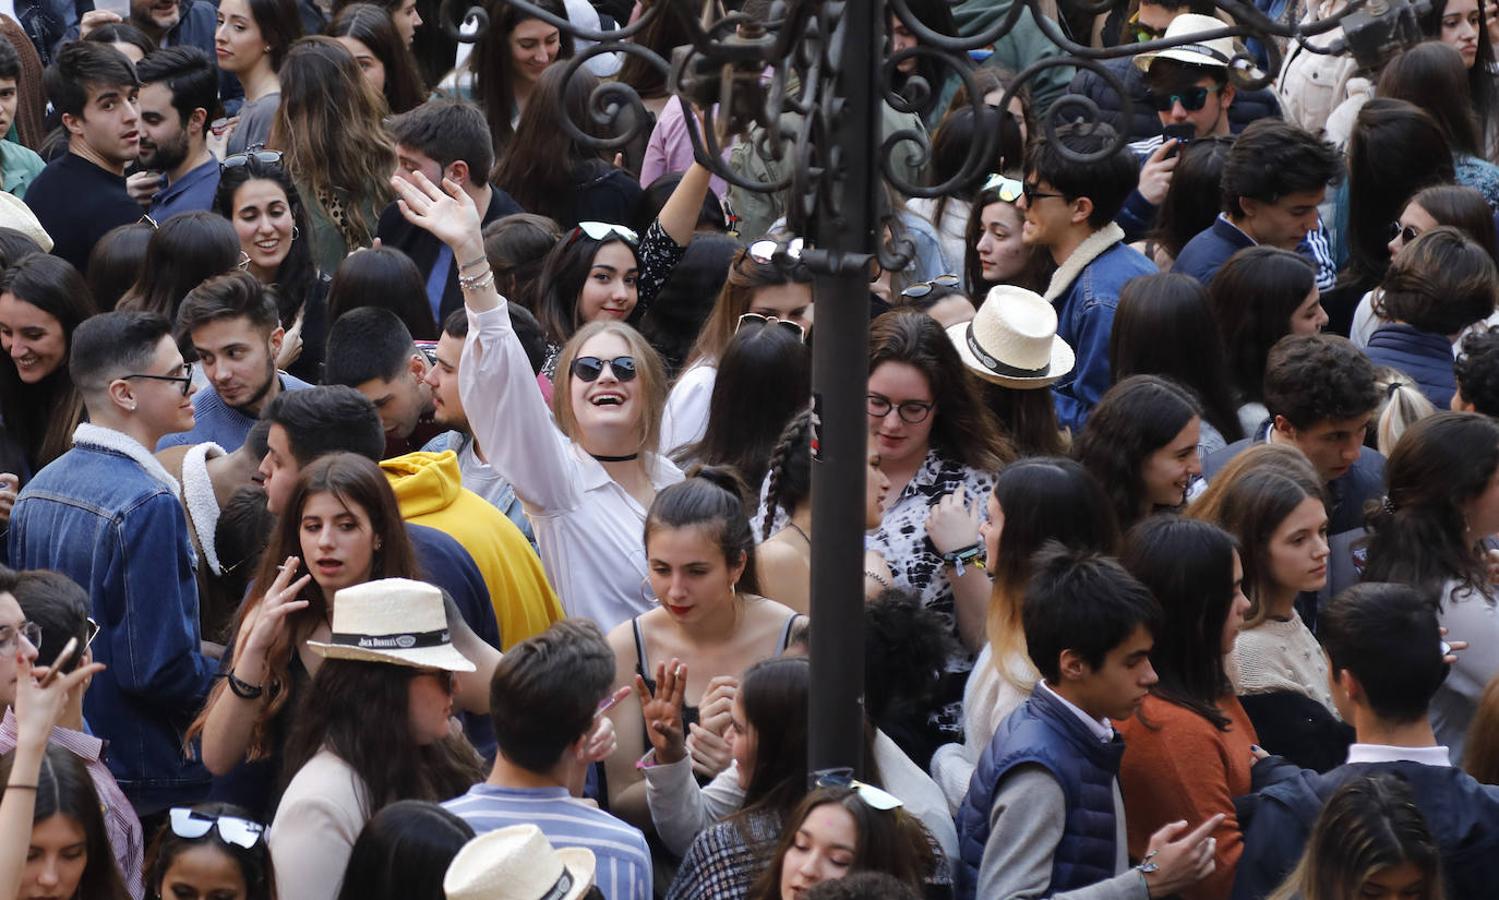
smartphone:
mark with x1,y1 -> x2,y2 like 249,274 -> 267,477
1162,123 -> 1195,157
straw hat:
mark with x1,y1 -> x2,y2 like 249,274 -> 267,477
1132,13 -> 1238,72
305,578 -> 475,672
444,825 -> 596,900
0,192 -> 52,252
948,284 -> 1074,389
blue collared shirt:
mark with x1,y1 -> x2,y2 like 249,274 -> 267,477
149,157 -> 222,221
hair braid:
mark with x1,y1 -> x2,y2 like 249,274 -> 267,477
763,408 -> 813,541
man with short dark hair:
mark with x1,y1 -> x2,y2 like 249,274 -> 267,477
444,618 -> 651,900
1172,118 -> 1342,285
9,310 -> 215,815
127,0 -> 215,53
157,271 -> 310,452
1019,124 -> 1156,431
1453,327 -> 1499,417
1202,334 -> 1383,617
955,547 -> 1218,900
133,47 -> 220,218
324,306 -> 440,456
1233,583 -> 1499,899
0,36 -> 43,198
374,100 -> 522,325
26,42 -> 144,271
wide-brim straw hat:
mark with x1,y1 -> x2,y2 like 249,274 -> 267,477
948,284 -> 1074,389
305,577 -> 475,672
0,192 -> 52,252
1133,13 -> 1238,72
444,825 -> 597,900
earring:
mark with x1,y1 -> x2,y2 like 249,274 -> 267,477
373,539 -> 383,552
639,577 -> 659,607
290,225 -> 300,242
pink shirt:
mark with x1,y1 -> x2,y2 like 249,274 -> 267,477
639,95 -> 729,199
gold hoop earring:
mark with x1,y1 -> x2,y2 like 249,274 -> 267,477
290,225 -> 300,242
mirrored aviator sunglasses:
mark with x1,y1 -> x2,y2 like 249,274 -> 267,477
571,355 -> 638,383
168,808 -> 266,849
982,173 -> 1024,204
813,768 -> 905,811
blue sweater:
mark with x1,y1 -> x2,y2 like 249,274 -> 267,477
157,373 -> 312,452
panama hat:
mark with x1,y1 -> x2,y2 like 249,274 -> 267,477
444,825 -> 596,900
948,284 -> 1074,389
1132,13 -> 1239,72
0,192 -> 52,252
305,578 -> 475,672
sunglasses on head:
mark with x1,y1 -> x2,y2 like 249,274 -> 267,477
168,808 -> 266,849
901,273 -> 961,300
1147,86 -> 1212,112
747,237 -> 805,265
571,355 -> 637,383
220,149 -> 284,172
982,174 -> 1025,204
736,312 -> 806,342
812,768 -> 904,810
565,221 -> 639,251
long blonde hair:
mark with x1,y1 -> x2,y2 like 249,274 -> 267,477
269,36 -> 394,246
552,320 -> 668,458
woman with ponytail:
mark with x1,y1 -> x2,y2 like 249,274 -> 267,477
603,467 -> 807,829
1363,411 -> 1499,761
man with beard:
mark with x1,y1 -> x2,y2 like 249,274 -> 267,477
132,47 -> 220,219
157,270 -> 311,451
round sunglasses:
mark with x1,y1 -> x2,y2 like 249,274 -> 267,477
571,355 -> 638,383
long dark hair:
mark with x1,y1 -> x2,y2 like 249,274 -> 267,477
1111,273 -> 1244,443
146,802 -> 276,900
0,745 -> 131,900
532,229 -> 638,349
186,453 -> 420,758
886,0 -> 959,120
327,247 -> 438,341
470,0 -> 573,156
676,322 -> 811,493
961,185 -> 1052,297
645,465 -> 762,595
1150,136 -> 1233,262
1364,412 -> 1499,597
926,103 -> 1011,231
1379,41 -> 1484,157
335,800 -> 474,900
868,308 -> 1010,472
1210,246 -> 1317,406
326,3 -> 428,114
240,0 -> 305,71
686,240 -> 812,368
979,379 -> 1066,459
1417,2 -> 1497,150
0,254 -> 96,472
85,223 -> 154,311
1345,99 -> 1456,287
116,211 -> 243,321
1073,375 -> 1202,530
734,657 -> 812,830
614,0 -> 692,100
492,63 -> 611,225
1408,184 -> 1499,265
282,659 -> 485,816
214,156 -> 321,325
1121,516 -> 1241,730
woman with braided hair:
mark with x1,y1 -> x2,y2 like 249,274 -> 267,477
754,409 -> 895,614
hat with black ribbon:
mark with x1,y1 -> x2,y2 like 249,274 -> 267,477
443,824 -> 597,900
306,577 -> 475,672
948,284 -> 1074,390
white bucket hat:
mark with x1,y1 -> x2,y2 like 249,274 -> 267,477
444,825 -> 597,900
305,578 -> 475,672
948,284 -> 1074,389
1132,13 -> 1238,72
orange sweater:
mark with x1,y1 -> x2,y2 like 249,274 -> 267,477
1115,694 -> 1258,900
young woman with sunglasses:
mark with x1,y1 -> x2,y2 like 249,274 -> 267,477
148,804 -> 275,900
604,468 -> 804,828
389,168 -> 690,631
962,174 -> 1051,299
215,0 -> 304,157
0,254 -> 97,481
214,153 -> 329,384
662,235 -> 814,456
268,577 -> 484,900
757,409 -> 894,615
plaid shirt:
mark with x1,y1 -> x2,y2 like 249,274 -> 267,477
0,707 -> 146,899
666,812 -> 780,900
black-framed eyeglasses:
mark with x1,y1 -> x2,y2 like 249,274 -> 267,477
1147,86 -> 1213,112
901,273 -> 961,299
0,621 -> 41,654
867,393 -> 935,424
168,808 -> 266,849
736,312 -> 806,342
122,362 -> 194,397
1022,181 -> 1067,205
1389,221 -> 1422,246
812,768 -> 904,810
84,617 -> 99,650
220,150 -> 284,172
571,355 -> 637,383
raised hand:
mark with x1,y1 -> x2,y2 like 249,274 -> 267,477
13,639 -> 105,752
241,556 -> 311,665
633,658 -> 688,765
388,171 -> 484,262
582,686 -> 630,763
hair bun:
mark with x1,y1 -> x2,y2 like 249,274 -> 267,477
684,464 -> 751,507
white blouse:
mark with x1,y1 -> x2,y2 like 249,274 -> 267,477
660,361 -> 717,457
459,302 -> 683,631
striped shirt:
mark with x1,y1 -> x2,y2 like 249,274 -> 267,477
443,783 -> 651,900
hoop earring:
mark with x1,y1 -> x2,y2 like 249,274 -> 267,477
640,577 -> 659,607
290,225 -> 300,242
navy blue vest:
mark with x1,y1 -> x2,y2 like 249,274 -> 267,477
954,686 -> 1126,899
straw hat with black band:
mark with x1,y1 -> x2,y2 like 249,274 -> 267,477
948,284 -> 1074,390
444,824 -> 597,900
305,578 -> 476,672
1132,13 -> 1257,77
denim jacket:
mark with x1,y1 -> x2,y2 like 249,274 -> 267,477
1044,224 -> 1155,433
9,423 -> 214,814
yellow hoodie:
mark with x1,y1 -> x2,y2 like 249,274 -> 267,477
382,451 -> 562,648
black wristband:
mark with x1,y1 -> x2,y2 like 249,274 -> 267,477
222,669 -> 264,699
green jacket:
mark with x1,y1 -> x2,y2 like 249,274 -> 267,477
953,0 -> 1075,115
1,141 -> 44,199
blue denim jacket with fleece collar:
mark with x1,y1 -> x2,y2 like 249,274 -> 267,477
1044,222 -> 1156,434
9,423 -> 215,814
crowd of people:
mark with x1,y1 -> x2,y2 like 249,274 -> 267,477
0,0 -> 1498,897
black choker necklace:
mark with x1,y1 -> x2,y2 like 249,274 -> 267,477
591,452 -> 640,463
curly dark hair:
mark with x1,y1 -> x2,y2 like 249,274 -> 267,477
1073,375 -> 1203,530
1456,327 -> 1499,417
1263,335 -> 1380,429
863,588 -> 955,734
